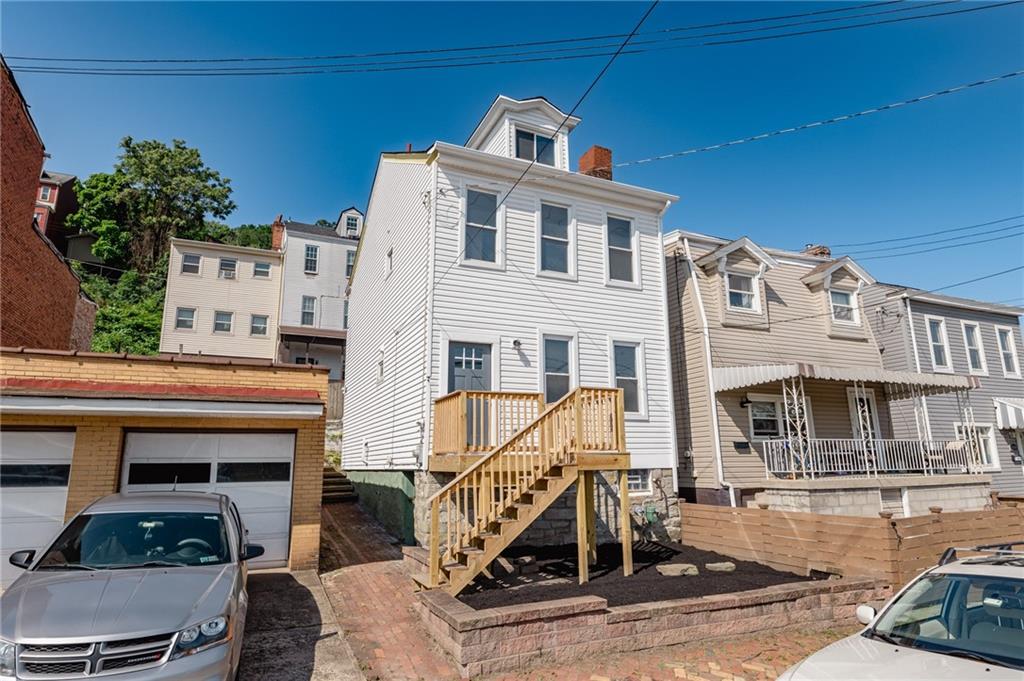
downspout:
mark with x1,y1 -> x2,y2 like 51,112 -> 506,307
419,157 -> 440,469
903,294 -> 932,436
681,237 -> 735,507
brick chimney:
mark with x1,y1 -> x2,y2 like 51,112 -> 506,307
271,214 -> 285,251
579,145 -> 612,181
802,243 -> 831,258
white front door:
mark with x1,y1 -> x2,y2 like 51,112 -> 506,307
121,432 -> 295,568
0,430 -> 75,588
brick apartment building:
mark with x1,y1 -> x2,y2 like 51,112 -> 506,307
0,56 -> 95,350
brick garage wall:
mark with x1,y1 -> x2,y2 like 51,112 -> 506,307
0,351 -> 329,570
0,65 -> 87,351
418,577 -> 891,678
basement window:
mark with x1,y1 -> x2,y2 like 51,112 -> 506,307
627,470 -> 651,495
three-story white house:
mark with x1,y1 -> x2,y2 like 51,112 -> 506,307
342,95 -> 680,547
273,208 -> 362,381
159,238 -> 283,359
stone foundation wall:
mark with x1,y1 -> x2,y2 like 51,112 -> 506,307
905,483 -> 992,515
418,577 -> 891,678
754,480 -> 992,517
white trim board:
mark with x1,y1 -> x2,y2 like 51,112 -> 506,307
0,396 -> 323,419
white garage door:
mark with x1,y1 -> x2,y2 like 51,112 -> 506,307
122,432 -> 294,568
1,430 -> 75,588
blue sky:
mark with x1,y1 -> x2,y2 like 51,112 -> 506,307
3,1 -> 1022,301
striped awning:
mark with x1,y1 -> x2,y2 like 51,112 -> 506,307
712,363 -> 977,394
995,397 -> 1024,430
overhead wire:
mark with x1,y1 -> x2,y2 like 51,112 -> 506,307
829,214 -> 1024,248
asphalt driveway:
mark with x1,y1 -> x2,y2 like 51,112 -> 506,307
237,570 -> 364,681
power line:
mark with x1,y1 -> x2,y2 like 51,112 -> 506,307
607,70 -> 1024,170
0,0 -> 915,64
838,222 -> 1024,255
830,214 -> 1024,247
11,1 -> 1020,77
858,229 -> 1022,260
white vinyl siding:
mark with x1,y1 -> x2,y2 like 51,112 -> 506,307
925,315 -> 952,373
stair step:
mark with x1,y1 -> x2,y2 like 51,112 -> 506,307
512,502 -> 532,509
460,547 -> 484,556
478,531 -> 499,538
495,517 -> 516,523
442,562 -> 469,571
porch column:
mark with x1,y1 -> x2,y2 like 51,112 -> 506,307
782,377 -> 811,478
576,470 -> 589,585
619,470 -> 634,577
853,381 -> 876,476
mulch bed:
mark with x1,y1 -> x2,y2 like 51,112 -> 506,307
457,541 -> 825,609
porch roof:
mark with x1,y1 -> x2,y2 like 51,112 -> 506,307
995,397 -> 1024,430
712,363 -> 977,394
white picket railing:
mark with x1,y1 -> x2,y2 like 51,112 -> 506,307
763,437 -> 981,479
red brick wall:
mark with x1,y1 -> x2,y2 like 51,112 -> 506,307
0,63 -> 90,350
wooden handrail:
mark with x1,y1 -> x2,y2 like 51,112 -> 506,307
427,387 -> 624,587
432,390 -> 545,455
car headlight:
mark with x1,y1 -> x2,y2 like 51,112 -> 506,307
0,638 -> 14,678
171,616 -> 231,659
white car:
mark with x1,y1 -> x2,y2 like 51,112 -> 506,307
778,543 -> 1024,680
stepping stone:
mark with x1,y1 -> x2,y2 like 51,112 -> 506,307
656,563 -> 699,577
514,555 -> 539,574
705,561 -> 736,573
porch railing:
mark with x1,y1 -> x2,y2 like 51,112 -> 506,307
432,391 -> 545,455
763,437 -> 981,479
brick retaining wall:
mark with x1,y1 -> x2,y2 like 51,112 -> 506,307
418,577 -> 891,678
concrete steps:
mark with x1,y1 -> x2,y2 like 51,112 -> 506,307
322,467 -> 358,504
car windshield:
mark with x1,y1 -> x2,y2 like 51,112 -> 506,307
866,572 -> 1024,670
36,512 -> 231,569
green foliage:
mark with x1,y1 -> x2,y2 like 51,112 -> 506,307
205,221 -> 273,250
315,218 -> 334,228
66,172 -> 131,270
76,259 -> 168,355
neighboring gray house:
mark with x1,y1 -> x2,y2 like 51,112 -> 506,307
866,285 -> 1024,497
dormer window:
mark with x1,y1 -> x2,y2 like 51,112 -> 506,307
726,272 -> 758,312
829,289 -> 858,324
515,129 -> 556,167
345,215 -> 359,236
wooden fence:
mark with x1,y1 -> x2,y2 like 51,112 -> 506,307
680,502 -> 1024,585
326,382 -> 344,421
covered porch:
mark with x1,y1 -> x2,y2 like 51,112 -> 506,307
713,363 -> 984,481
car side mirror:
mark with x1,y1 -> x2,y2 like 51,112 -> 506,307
9,550 -> 35,570
856,604 -> 877,626
242,544 -> 265,561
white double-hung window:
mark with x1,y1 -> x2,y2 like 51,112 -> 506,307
539,203 -> 570,275
606,216 -> 635,284
304,244 -> 319,273
181,253 -> 201,275
175,307 -> 195,330
726,272 -> 758,312
996,326 -> 1021,378
612,341 -> 643,414
542,336 -> 572,404
961,321 -> 987,375
749,400 -> 782,439
465,189 -> 499,264
515,128 -> 556,166
829,289 -> 857,324
300,296 -> 316,326
213,311 -> 233,333
925,316 -> 952,372
955,423 -> 999,470
345,250 -> 356,278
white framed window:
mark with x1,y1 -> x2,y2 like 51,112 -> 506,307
181,253 -> 201,275
253,261 -> 271,278
961,321 -> 987,376
996,325 -> 1021,378
725,271 -> 759,312
538,202 -> 572,276
39,185 -> 51,202
749,400 -> 783,440
925,316 -> 952,373
346,250 -> 356,278
514,127 -> 557,167
541,335 -> 573,404
829,289 -> 858,325
626,469 -> 651,495
954,422 -> 1000,471
250,314 -> 268,336
612,340 -> 644,415
464,188 -> 500,264
213,311 -> 233,333
304,244 -> 319,273
345,215 -> 359,235
218,258 -> 237,279
606,215 -> 637,285
174,307 -> 195,330
300,296 -> 316,326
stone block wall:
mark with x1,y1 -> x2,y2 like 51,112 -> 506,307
905,482 -> 991,515
753,488 -> 882,516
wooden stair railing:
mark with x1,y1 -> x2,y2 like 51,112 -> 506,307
432,390 -> 545,454
427,387 -> 625,595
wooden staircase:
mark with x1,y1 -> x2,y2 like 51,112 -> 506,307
427,387 -> 629,595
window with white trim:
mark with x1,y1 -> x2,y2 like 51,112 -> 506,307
253,262 -> 271,278
514,128 -> 556,166
250,314 -> 268,336
539,203 -> 570,274
607,216 -> 634,283
181,253 -> 201,275
954,423 -> 999,470
39,185 -> 52,202
465,189 -> 498,263
345,215 -> 359,235
213,311 -> 233,333
829,289 -> 857,324
218,258 -> 237,279
726,272 -> 758,311
542,336 -> 572,404
345,250 -> 356,278
304,244 -> 319,273
175,307 -> 195,330
925,316 -> 952,372
626,469 -> 651,494
961,321 -> 987,375
749,400 -> 783,439
300,296 -> 316,326
996,326 -> 1021,378
613,341 -> 641,414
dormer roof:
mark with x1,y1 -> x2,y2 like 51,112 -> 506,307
694,236 -> 779,272
466,95 -> 581,150
338,206 -> 363,217
801,256 -> 876,287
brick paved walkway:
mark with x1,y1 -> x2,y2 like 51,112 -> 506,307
318,503 -> 856,681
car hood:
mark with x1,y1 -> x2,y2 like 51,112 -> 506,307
784,634 -> 1024,681
1,564 -> 237,642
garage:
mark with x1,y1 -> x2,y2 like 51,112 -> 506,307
0,430 -> 75,588
121,432 -> 296,568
